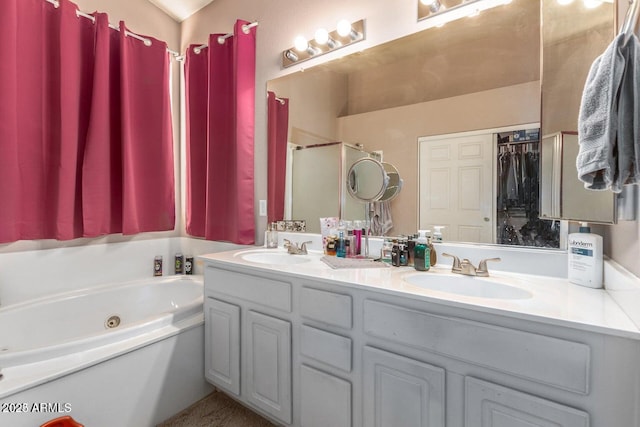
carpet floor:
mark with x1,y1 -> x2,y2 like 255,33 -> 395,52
157,391 -> 276,427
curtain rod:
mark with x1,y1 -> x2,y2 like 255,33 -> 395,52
193,22 -> 259,54
44,0 -> 183,61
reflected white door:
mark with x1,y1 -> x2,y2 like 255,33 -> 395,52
419,133 -> 494,243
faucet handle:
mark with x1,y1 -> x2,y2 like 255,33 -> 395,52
476,257 -> 501,277
442,253 -> 462,273
300,241 -> 312,253
283,239 -> 292,248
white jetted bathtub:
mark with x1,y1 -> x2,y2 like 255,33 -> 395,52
0,275 -> 211,426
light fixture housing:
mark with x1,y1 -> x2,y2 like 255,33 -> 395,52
282,19 -> 365,68
418,0 -> 512,27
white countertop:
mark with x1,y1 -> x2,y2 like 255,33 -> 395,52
200,247 -> 640,340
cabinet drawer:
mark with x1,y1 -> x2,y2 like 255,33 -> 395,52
363,299 -> 590,394
300,286 -> 352,329
300,325 -> 352,372
465,377 -> 589,426
205,265 -> 291,312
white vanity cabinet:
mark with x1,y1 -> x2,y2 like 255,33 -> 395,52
202,257 -> 640,427
204,265 -> 293,425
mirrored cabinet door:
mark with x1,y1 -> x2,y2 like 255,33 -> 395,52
540,132 -> 616,223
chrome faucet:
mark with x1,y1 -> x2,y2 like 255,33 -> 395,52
442,253 -> 501,277
283,239 -> 312,255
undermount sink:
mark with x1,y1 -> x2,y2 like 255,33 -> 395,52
403,274 -> 533,300
238,250 -> 311,265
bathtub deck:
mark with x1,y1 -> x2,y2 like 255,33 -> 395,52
158,391 -> 275,427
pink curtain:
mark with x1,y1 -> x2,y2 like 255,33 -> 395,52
267,92 -> 289,223
0,0 -> 94,242
186,20 -> 256,244
0,0 -> 175,243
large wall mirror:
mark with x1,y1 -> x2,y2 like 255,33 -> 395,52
267,0 -> 616,245
540,0 -> 617,223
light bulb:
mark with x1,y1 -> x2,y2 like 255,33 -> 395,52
583,0 -> 602,8
294,35 -> 308,52
336,20 -> 352,37
314,28 -> 329,45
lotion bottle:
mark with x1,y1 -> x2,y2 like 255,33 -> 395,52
568,222 -> 603,289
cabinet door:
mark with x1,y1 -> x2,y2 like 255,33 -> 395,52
363,346 -> 445,427
246,310 -> 292,424
205,297 -> 240,396
465,377 -> 589,427
300,364 -> 352,427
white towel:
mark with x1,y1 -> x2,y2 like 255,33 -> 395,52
577,33 -> 640,193
369,201 -> 393,235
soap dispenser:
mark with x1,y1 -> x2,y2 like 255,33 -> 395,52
568,222 -> 603,288
414,230 -> 430,272
433,226 -> 445,243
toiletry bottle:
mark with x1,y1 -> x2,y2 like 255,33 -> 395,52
174,253 -> 184,274
336,230 -> 347,258
568,222 -> 603,288
381,238 -> 393,264
154,256 -> 163,276
345,221 -> 354,257
325,231 -> 337,256
407,233 -> 417,266
433,226 -> 445,243
427,235 -> 437,266
353,220 -> 363,255
185,256 -> 194,275
391,239 -> 400,266
265,222 -> 278,248
414,231 -> 430,271
399,239 -> 409,266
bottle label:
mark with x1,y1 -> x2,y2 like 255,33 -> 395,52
571,247 -> 592,257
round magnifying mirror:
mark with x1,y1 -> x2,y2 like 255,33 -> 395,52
347,158 -> 389,202
379,162 -> 403,201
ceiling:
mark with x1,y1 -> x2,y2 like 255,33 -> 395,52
147,0 -> 214,22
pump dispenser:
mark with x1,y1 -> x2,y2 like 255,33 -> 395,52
433,226 -> 445,243
568,222 -> 603,289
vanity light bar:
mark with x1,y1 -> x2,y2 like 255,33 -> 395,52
418,0 -> 513,28
282,19 -> 366,68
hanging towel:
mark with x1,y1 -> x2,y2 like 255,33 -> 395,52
369,201 -> 393,235
577,33 -> 626,191
577,33 -> 639,192
617,34 -> 640,186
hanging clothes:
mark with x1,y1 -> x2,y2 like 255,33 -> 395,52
185,20 -> 257,244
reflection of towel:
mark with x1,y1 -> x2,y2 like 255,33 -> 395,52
617,34 -> 640,187
370,201 -> 393,235
577,33 -> 640,192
